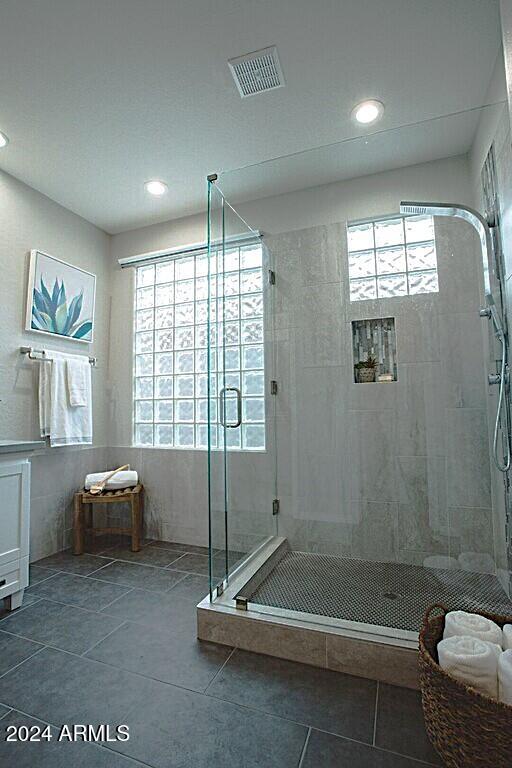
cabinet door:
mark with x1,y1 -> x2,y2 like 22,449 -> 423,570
0,461 -> 30,567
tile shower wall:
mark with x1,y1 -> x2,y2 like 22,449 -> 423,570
267,216 -> 494,571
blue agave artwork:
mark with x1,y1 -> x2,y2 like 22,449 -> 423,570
31,276 -> 93,340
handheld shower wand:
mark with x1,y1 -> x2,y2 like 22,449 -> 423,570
400,201 -> 511,472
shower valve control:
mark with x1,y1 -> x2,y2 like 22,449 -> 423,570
480,307 -> 492,318
488,373 -> 501,386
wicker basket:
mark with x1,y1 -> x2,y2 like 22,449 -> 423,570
419,603 -> 512,768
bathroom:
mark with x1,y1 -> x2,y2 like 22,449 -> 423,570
2,0 -> 512,765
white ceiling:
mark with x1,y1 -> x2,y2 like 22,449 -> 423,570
0,0 -> 502,233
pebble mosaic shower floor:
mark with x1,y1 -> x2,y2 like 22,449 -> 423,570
247,551 -> 512,632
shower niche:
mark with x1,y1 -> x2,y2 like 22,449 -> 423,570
352,317 -> 397,383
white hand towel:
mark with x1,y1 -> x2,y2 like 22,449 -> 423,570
437,635 -> 501,699
50,358 -> 92,446
66,358 -> 90,407
38,360 -> 52,437
503,625 -> 512,651
443,610 -> 503,647
498,649 -> 512,704
84,469 -> 138,490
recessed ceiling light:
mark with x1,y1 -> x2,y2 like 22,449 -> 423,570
0,131 -> 9,148
144,180 -> 168,196
351,100 -> 384,125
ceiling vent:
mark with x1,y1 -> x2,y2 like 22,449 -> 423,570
228,46 -> 285,98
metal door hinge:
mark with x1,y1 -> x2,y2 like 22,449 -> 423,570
270,380 -> 278,395
236,595 -> 248,610
268,269 -> 276,285
272,498 -> 280,516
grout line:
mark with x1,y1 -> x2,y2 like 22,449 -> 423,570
203,646 -> 237,694
100,587 -> 136,611
81,620 -> 129,657
297,727 -> 311,768
0,645 -> 45,681
372,681 -> 379,746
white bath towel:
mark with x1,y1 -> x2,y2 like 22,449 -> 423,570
84,469 -> 138,490
66,358 -> 90,407
437,635 -> 501,699
498,649 -> 512,705
443,610 -> 503,647
38,360 -> 52,437
503,625 -> 512,651
50,358 -> 92,446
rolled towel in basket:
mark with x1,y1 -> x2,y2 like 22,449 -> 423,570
503,625 -> 512,651
437,635 -> 501,699
498,649 -> 512,705
443,610 -> 503,647
85,469 -> 138,491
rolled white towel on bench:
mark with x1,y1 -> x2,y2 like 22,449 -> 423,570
85,469 -> 138,490
498,649 -> 512,705
443,610 -> 503,647
503,625 -> 512,651
438,635 -> 501,699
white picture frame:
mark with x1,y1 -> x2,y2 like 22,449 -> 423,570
25,250 -> 96,344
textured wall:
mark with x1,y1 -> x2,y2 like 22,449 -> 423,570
0,168 -> 111,559
267,216 -> 493,570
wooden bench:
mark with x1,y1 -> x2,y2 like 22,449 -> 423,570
73,484 -> 144,555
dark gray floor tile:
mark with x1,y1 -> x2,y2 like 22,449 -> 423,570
29,565 -> 59,586
0,599 -> 125,655
168,574 -> 210,603
0,704 -> 11,719
101,585 -> 198,626
150,540 -> 210,555
0,709 -> 139,767
172,552 -> 223,578
102,544 -> 185,568
207,649 -> 376,743
0,631 -> 41,677
89,560 -> 187,592
302,729 -> 433,767
86,614 -> 232,691
113,677 -> 308,768
0,646 -> 153,725
375,684 -> 442,765
28,573 -> 131,611
34,550 -> 113,576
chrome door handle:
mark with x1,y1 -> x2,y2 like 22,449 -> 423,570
219,387 -> 242,428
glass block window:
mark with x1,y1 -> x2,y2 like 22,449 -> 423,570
347,215 -> 438,301
133,244 -> 265,451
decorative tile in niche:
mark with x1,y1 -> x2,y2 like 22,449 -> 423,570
352,318 -> 397,383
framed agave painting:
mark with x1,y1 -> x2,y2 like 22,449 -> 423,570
25,250 -> 96,343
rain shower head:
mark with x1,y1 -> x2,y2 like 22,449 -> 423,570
399,200 -> 494,305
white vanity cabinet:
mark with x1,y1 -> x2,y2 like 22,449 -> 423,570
0,443 -> 42,610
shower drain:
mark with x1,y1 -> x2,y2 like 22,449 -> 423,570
382,591 -> 402,600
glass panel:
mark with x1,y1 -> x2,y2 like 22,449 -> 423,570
349,277 -> 377,301
207,178 -> 275,597
406,242 -> 437,271
377,273 -> 408,297
376,246 -> 406,275
374,217 -> 404,247
408,269 -> 439,294
347,222 -> 374,251
348,250 -> 375,279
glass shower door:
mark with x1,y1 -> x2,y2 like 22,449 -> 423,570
207,177 -> 277,596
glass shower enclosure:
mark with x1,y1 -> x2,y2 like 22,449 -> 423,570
207,176 -> 276,596
205,103 -> 512,637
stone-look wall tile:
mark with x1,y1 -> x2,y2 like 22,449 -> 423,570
496,127 -> 512,280
395,309 -> 440,364
347,410 -> 397,502
295,223 -> 345,286
435,218 -> 483,314
326,634 -> 419,690
197,607 -> 327,668
397,457 -> 449,554
448,506 -> 495,562
298,367 -> 345,456
446,409 -> 492,508
350,502 -> 399,562
395,363 -> 444,458
440,312 -> 488,409
30,493 -> 67,561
